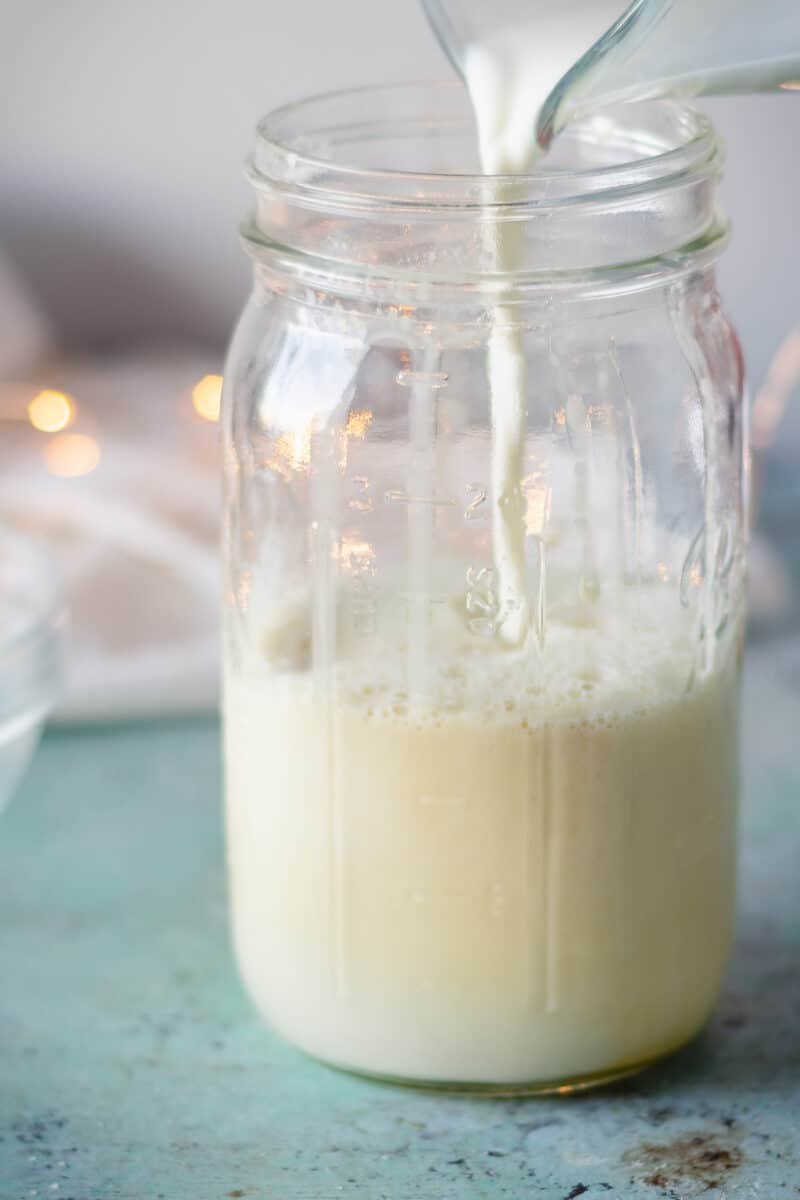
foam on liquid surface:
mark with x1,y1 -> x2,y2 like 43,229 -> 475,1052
254,577 -> 703,728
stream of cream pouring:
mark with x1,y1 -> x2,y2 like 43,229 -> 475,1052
462,3 -> 634,644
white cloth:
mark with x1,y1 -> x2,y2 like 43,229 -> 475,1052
0,344 -> 220,722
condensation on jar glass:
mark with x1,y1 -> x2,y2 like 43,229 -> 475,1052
221,83 -> 748,1093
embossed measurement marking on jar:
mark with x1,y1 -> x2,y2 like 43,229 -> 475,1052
465,564 -> 498,635
384,488 -> 457,507
347,475 -> 374,513
348,545 -> 378,636
465,483 -> 488,521
397,591 -> 453,609
395,369 -> 450,389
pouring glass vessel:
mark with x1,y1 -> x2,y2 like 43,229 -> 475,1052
423,0 -> 800,151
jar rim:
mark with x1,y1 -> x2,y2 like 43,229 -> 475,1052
245,82 -> 726,297
250,80 -> 721,210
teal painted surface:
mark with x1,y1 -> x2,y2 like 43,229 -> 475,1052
1,639 -> 799,1200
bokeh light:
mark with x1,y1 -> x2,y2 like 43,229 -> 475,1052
28,389 -> 76,433
192,374 -> 223,421
44,433 -> 101,477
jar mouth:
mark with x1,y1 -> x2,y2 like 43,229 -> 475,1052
245,82 -> 726,294
251,80 -> 721,210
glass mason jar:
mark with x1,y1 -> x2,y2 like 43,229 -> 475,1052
222,84 -> 747,1093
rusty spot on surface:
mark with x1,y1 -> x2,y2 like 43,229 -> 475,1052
228,1191 -> 246,1198
626,1132 -> 743,1191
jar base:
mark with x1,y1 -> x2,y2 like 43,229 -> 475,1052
303,1046 -> 680,1097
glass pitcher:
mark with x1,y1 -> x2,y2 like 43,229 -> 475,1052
423,0 -> 800,151
222,83 -> 747,1093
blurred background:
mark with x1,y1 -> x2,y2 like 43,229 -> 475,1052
1,0 -> 799,727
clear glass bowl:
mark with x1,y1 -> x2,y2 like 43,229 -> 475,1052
0,527 -> 66,814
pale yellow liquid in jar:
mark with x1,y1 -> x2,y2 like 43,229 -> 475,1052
225,585 -> 739,1086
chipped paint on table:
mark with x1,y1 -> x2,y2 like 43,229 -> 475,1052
0,642 -> 799,1200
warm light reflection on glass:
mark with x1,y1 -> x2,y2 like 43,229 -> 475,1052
236,573 -> 251,609
524,485 -> 552,537
337,537 -> 375,565
28,389 -> 75,433
336,409 -> 374,472
656,562 -> 670,583
276,427 -> 312,471
587,404 -> 611,426
553,406 -> 566,427
192,374 -> 223,421
44,433 -> 101,477
780,81 -> 800,90
346,409 -> 373,439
